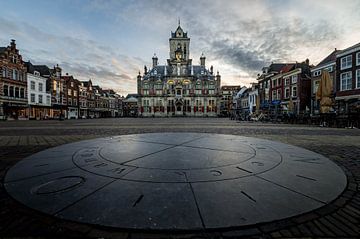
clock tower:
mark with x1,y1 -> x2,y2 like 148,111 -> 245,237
169,21 -> 191,65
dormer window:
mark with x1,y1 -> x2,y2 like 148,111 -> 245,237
154,69 -> 157,75
34,71 -> 40,76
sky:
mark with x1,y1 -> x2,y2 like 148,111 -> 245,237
1,0 -> 359,96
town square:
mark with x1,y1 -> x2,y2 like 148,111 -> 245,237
1,0 -> 360,238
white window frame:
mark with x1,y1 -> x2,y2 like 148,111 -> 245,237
30,93 -> 35,103
313,70 -> 321,77
284,78 -> 290,85
341,55 -> 352,70
356,52 -> 360,66
340,71 -> 352,91
356,69 -> 360,89
285,87 -> 290,98
291,75 -> 298,84
272,90 -> 277,100
31,81 -> 35,90
38,94 -> 43,104
39,83 -> 43,92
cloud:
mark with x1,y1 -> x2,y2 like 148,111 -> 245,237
1,0 -> 359,90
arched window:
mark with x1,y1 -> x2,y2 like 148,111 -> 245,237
9,86 -> 14,97
15,87 -> 20,98
20,88 -> 25,98
2,67 -> 6,77
3,85 -> 8,96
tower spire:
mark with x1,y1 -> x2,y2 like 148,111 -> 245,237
178,18 -> 180,26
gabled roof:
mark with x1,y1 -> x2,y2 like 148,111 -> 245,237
25,61 -> 51,76
268,63 -> 288,73
316,49 -> 340,67
280,64 -> 295,73
126,94 -> 139,99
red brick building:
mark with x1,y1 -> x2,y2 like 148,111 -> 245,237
335,42 -> 360,115
269,60 -> 312,115
62,74 -> 79,119
0,40 -> 28,120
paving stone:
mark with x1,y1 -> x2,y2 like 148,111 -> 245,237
0,119 -> 359,238
222,228 -> 261,238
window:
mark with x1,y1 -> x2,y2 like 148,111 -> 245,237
20,88 -> 24,98
272,90 -> 277,100
277,89 -> 281,100
34,71 -> 40,76
71,82 -> 74,87
74,90 -> 77,97
13,70 -> 18,80
341,55 -> 352,70
195,89 -> 202,95
38,95 -> 43,104
39,83 -> 43,92
176,89 -> 182,95
277,79 -> 281,86
356,69 -> 360,89
143,89 -> 149,95
285,87 -> 290,98
68,89 -> 72,95
313,70 -> 321,77
46,95 -> 51,105
291,75 -> 298,84
272,79 -> 276,87
3,85 -> 8,96
15,87 -> 19,98
356,52 -> 360,66
314,80 -> 320,94
31,93 -> 35,103
284,77 -> 290,85
292,86 -> 297,97
209,89 -> 215,95
156,89 -> 162,95
31,81 -> 35,90
9,86 -> 14,97
2,67 -> 6,77
340,72 -> 352,91
74,99 -> 77,106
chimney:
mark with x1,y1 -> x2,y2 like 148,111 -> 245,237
200,53 -> 206,66
152,54 -> 158,68
10,39 -> 16,49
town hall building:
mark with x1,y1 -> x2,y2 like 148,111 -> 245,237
137,23 -> 221,117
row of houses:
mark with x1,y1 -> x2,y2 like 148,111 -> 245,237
225,42 -> 360,122
0,39 -> 125,120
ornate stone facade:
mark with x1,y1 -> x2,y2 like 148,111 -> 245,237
137,24 -> 221,117
0,40 -> 28,119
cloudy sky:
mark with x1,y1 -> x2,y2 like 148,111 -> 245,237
1,0 -> 359,95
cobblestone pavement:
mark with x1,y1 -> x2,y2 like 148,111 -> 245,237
0,118 -> 359,238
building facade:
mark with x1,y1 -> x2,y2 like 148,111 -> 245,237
335,42 -> 360,115
248,83 -> 259,115
137,23 -> 221,117
310,49 -> 338,115
257,63 -> 287,114
0,40 -> 28,120
220,85 -> 241,117
63,74 -> 79,119
26,62 -> 51,119
268,61 -> 312,115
